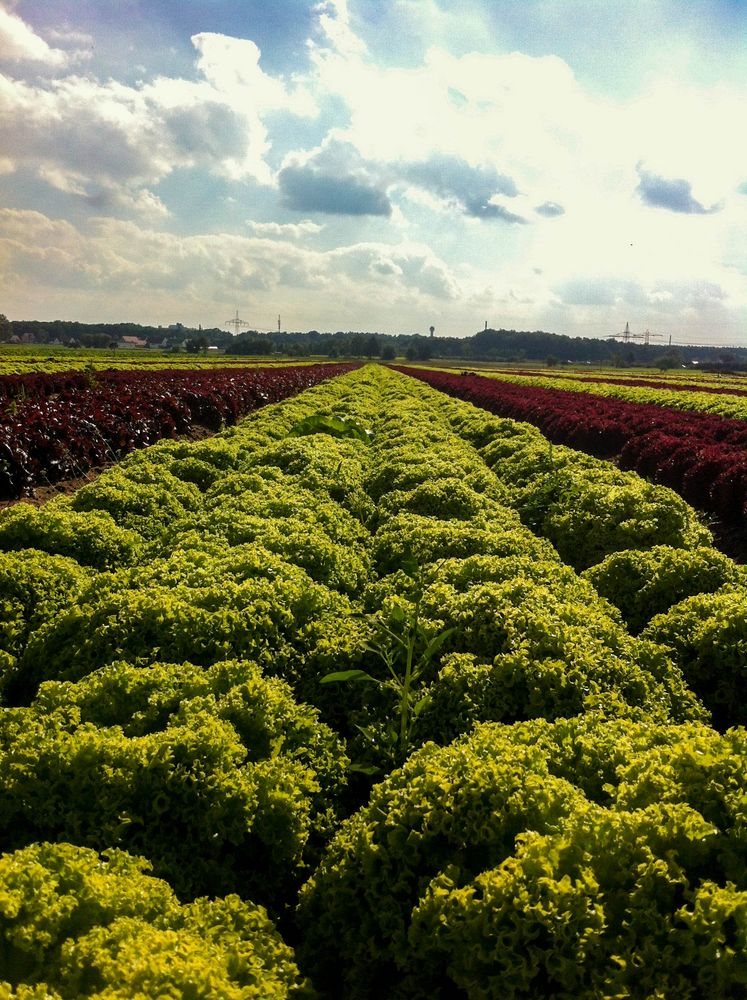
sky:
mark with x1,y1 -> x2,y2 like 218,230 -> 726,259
1,0 -> 746,343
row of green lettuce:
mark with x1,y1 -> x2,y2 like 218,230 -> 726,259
0,365 -> 745,998
0,352 -> 317,374
446,364 -> 747,421
460,363 -> 747,392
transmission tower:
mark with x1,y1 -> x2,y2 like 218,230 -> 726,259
605,322 -> 662,346
225,309 -> 251,336
606,321 -> 635,343
639,329 -> 663,346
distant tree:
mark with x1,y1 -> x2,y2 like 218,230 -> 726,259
327,345 -> 339,358
364,335 -> 380,358
381,344 -> 396,360
349,334 -> 367,356
416,339 -> 432,361
225,338 -> 272,356
718,352 -> 738,370
653,350 -> 681,370
405,345 -> 418,361
0,314 -> 11,342
545,354 -> 559,367
79,333 -> 111,348
186,336 -> 208,353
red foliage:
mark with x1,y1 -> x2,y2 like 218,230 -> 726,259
485,368 -> 747,397
395,366 -> 747,522
0,364 -> 356,498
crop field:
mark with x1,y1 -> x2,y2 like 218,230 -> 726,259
0,345 -> 328,375
428,363 -> 747,416
0,364 -> 745,997
401,365 -> 747,541
0,362 -> 355,498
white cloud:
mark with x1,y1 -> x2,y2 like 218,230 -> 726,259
0,27 -> 318,211
314,0 -> 368,58
303,6 -> 745,230
245,220 -> 324,238
1,1 -> 745,344
0,5 -> 68,66
0,209 -> 462,327
192,32 -> 315,117
621,82 -> 747,205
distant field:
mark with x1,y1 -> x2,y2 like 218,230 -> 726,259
420,363 -> 747,417
426,357 -> 746,384
0,345 -> 332,374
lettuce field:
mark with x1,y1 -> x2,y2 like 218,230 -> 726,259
0,362 -> 355,498
0,364 -> 745,998
401,364 -> 747,533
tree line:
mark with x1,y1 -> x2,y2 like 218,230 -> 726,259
1,314 -> 745,367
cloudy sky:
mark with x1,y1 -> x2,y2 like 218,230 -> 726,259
1,0 -> 746,342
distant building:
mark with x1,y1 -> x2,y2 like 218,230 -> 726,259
118,335 -> 148,349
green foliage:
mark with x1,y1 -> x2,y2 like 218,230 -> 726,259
408,810 -> 745,999
372,514 -> 549,574
298,716 -> 747,998
202,470 -> 370,547
165,455 -> 225,490
144,434 -> 245,470
513,466 -> 712,569
321,587 -> 454,771
642,587 -> 747,727
583,545 -> 744,633
427,394 -> 714,569
69,465 -> 203,539
365,453 -> 500,504
0,842 -> 312,998
289,413 -> 374,444
0,502 -> 143,570
1,364 -> 741,995
15,561 -> 355,696
479,436 -> 588,486
166,513 -> 371,595
413,573 -> 704,735
374,477 -> 508,523
454,411 -> 541,452
0,659 -> 348,904
249,435 -> 374,521
163,472 -> 372,595
0,550 -> 90,662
